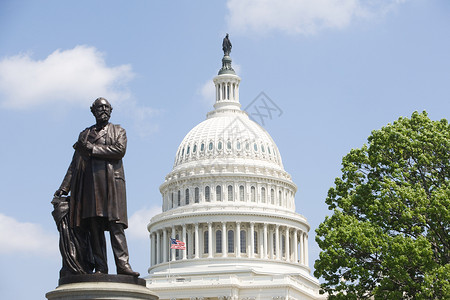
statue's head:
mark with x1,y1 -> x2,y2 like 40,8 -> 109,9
90,97 -> 112,124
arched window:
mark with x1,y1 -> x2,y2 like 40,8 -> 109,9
193,144 -> 197,153
251,186 -> 256,202
208,142 -> 213,151
278,190 -> 282,206
228,185 -> 233,201
204,230 -> 209,254
227,141 -> 232,150
177,190 -> 181,206
282,235 -> 286,257
185,188 -> 190,205
239,185 -> 245,201
187,146 -> 190,155
240,230 -> 246,253
254,231 -> 258,254
271,189 -> 275,204
216,230 -> 222,253
171,192 -> 174,208
216,185 -> 222,201
195,187 -> 199,203
273,233 -> 277,256
228,230 -> 234,253
201,143 -> 205,152
218,141 -> 222,150
205,186 -> 210,202
261,187 -> 266,203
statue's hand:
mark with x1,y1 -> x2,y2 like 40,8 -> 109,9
54,189 -> 68,197
85,141 -> 94,153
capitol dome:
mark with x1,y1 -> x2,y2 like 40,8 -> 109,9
146,38 -> 324,300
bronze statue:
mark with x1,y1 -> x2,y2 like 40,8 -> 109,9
54,97 -> 139,277
222,33 -> 232,56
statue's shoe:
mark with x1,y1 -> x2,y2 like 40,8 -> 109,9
117,265 -> 140,277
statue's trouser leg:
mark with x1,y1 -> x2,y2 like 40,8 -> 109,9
89,218 -> 108,273
109,222 -> 131,272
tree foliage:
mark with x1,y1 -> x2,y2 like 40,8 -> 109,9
314,111 -> 450,299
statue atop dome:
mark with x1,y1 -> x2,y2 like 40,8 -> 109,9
219,33 -> 235,75
222,33 -> 232,56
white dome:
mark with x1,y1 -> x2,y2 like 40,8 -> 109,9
147,47 -> 324,299
173,110 -> 284,172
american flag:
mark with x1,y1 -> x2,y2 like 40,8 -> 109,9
170,238 -> 186,250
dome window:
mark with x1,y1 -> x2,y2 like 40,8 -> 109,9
227,185 -> 233,201
261,145 -> 265,152
254,232 -> 258,254
204,231 -> 209,254
237,141 -> 241,150
201,143 -> 205,152
208,142 -> 213,151
239,185 -> 245,201
177,190 -> 181,206
254,143 -> 258,151
251,186 -> 256,202
227,141 -> 232,150
240,230 -> 247,253
182,148 -> 185,156
185,188 -> 190,205
261,187 -> 266,203
271,189 -> 275,204
187,146 -> 190,155
193,144 -> 197,153
227,230 -> 234,253
195,187 -> 200,203
216,230 -> 222,253
245,143 -> 250,151
268,147 -> 271,154
216,185 -> 222,201
218,141 -> 222,150
205,186 -> 210,202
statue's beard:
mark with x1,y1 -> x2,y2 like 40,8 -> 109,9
96,112 -> 110,123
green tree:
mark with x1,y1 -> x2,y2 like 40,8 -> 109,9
314,111 -> 450,299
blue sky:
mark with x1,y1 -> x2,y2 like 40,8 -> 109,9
0,1 -> 449,298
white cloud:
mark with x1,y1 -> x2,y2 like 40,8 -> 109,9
0,213 -> 58,256
199,78 -> 216,107
226,0 -> 407,35
0,45 -> 134,109
127,206 -> 162,240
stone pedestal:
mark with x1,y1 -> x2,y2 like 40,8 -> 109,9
46,275 -> 158,300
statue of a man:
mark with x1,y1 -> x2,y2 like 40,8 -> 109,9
222,33 -> 232,56
55,97 -> 139,277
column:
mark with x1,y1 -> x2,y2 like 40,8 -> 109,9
269,227 -> 274,259
305,233 -> 309,267
156,230 -> 161,264
249,222 -> 255,258
275,225 -> 280,260
208,222 -> 213,258
222,222 -> 227,257
236,222 -> 241,258
182,224 -> 187,260
263,223 -> 268,259
300,231 -> 305,264
293,229 -> 298,263
258,226 -> 263,256
187,226 -> 193,259
150,232 -> 155,266
163,228 -> 168,263
194,223 -> 199,259
285,227 -> 290,262
171,225 -> 176,261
